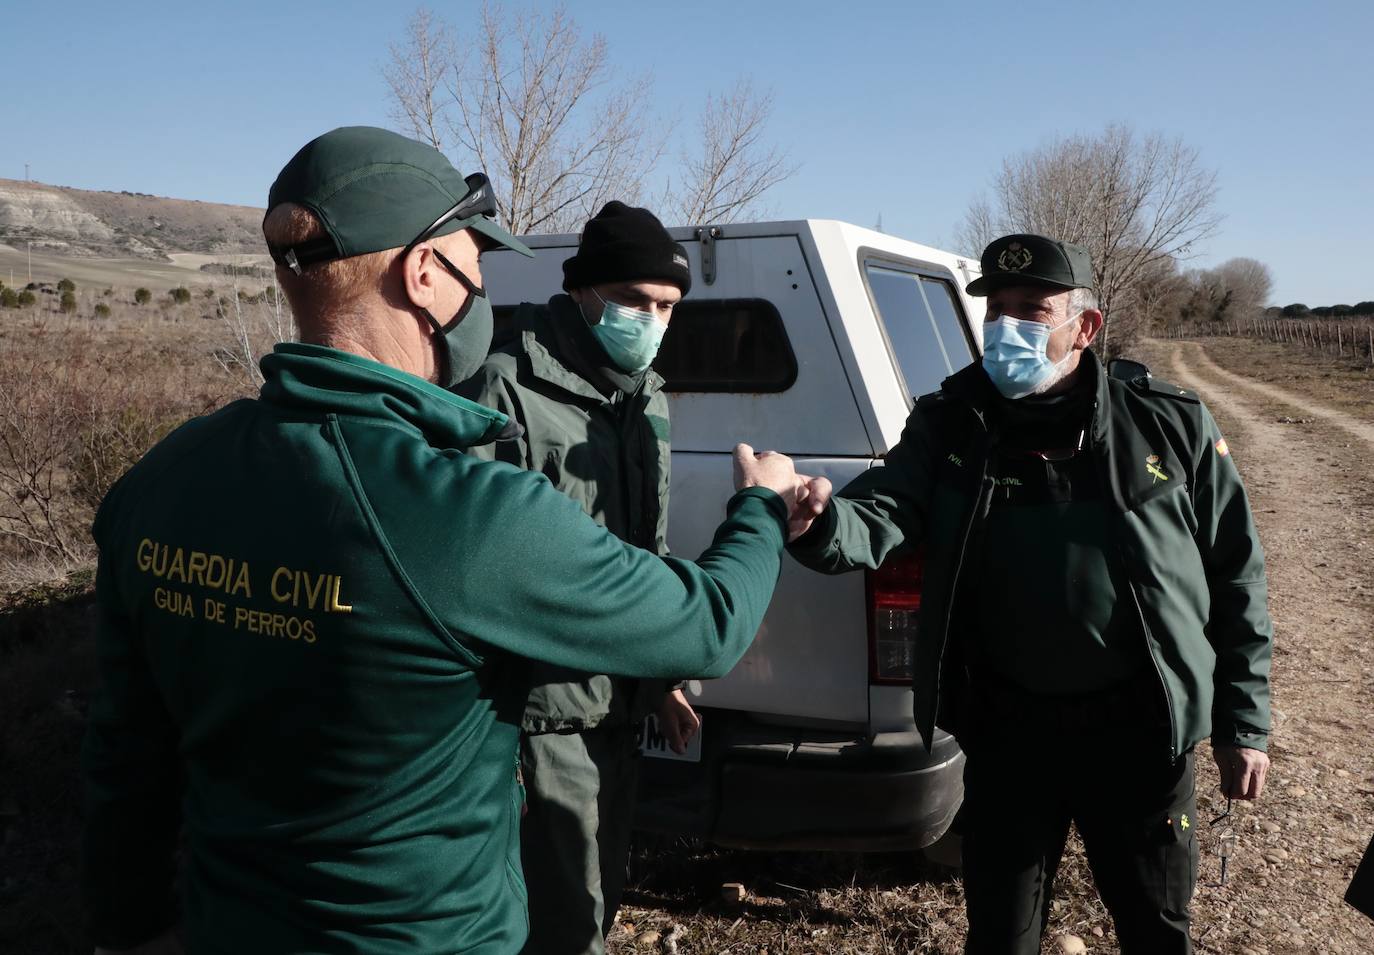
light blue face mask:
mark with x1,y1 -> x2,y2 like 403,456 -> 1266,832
588,290 -> 668,374
981,313 -> 1080,399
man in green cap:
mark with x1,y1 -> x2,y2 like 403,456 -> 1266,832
457,201 -> 695,955
777,233 -> 1273,954
81,126 -> 818,955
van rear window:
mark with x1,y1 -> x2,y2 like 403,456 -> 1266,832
863,264 -> 973,398
655,298 -> 797,393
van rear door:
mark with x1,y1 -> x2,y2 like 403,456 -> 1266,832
660,232 -> 873,727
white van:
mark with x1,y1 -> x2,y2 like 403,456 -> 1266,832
483,220 -> 985,851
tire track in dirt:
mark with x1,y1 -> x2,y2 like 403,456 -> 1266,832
1160,340 -> 1374,955
1180,340 -> 1374,448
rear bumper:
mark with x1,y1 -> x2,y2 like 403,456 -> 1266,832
634,709 -> 964,852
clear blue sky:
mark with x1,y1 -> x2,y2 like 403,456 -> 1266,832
5,0 -> 1371,305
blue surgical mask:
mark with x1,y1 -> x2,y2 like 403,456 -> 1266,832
981,313 -> 1080,399
589,290 -> 668,374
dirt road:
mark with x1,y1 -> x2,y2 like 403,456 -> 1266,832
1138,339 -> 1374,954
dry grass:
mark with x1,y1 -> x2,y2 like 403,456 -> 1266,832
0,297 -> 275,591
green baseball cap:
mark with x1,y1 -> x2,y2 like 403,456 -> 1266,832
265,126 -> 532,273
965,233 -> 1094,296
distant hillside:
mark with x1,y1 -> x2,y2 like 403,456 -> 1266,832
0,178 -> 264,261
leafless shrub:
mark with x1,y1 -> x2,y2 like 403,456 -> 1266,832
0,359 -> 91,568
213,274 -> 296,389
0,315 -> 242,591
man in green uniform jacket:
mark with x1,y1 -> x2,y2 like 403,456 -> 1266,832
783,234 -> 1274,954
81,127 -> 814,955
457,202 -> 696,955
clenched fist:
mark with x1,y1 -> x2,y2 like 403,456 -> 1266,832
733,444 -> 831,541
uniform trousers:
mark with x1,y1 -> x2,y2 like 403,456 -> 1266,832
957,675 -> 1198,955
519,723 -> 640,955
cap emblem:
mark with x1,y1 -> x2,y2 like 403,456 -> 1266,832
997,241 -> 1033,272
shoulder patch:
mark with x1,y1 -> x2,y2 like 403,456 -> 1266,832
1132,376 -> 1200,404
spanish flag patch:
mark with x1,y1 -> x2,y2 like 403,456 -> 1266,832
1215,438 -> 1230,457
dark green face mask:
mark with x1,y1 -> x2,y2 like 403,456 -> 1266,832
426,249 -> 493,388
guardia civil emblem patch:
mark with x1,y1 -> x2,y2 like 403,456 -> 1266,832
1145,453 -> 1170,484
997,241 -> 1033,272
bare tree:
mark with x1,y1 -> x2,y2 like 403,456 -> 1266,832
384,8 -> 454,151
1211,257 -> 1274,320
668,80 -> 797,225
955,193 -> 999,257
386,4 -> 663,235
1134,255 -> 1192,334
385,6 -> 797,234
956,124 -> 1222,355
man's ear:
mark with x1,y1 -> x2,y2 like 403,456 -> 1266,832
402,243 -> 439,311
1076,309 -> 1104,349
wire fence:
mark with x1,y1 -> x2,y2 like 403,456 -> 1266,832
1161,317 -> 1374,368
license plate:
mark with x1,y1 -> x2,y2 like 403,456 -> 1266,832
637,713 -> 703,763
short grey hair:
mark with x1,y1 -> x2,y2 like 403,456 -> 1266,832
1068,286 -> 1099,317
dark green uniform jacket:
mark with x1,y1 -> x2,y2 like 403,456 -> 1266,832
791,351 -> 1272,761
83,343 -> 786,954
458,295 -> 673,732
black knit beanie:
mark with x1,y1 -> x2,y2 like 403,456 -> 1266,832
562,201 -> 691,294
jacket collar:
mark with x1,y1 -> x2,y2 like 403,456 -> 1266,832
260,343 -> 513,449
520,294 -> 665,405
941,348 -> 1110,446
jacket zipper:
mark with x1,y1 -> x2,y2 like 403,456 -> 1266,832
1090,399 -> 1180,761
931,423 -> 994,736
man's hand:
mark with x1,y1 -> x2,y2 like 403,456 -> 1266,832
733,443 -> 800,496
732,444 -> 831,542
657,689 -> 701,755
788,475 -> 832,541
1213,744 -> 1269,800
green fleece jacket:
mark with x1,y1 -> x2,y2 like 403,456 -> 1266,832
457,295 -> 673,732
790,352 -> 1272,761
83,343 -> 785,954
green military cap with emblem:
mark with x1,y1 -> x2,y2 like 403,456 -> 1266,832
265,126 -> 533,273
966,233 -> 1095,296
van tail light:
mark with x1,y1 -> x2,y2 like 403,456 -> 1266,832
866,550 -> 923,685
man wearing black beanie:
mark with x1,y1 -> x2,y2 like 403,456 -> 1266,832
456,201 -> 695,955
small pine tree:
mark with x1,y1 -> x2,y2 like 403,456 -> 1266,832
94,302 -> 112,318
60,290 -> 78,313
170,286 -> 192,305
0,287 -> 18,308
17,290 -> 37,307
134,287 -> 152,305
57,277 -> 76,293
